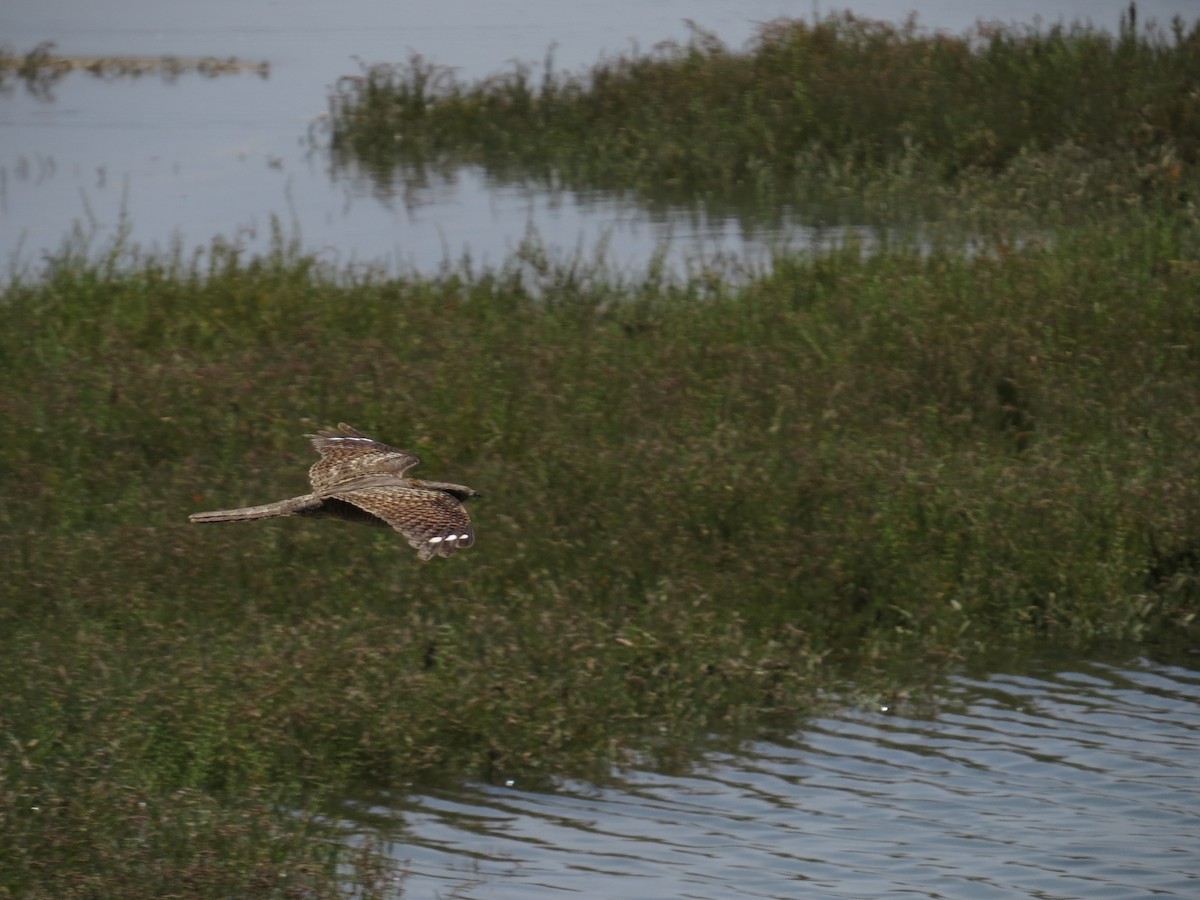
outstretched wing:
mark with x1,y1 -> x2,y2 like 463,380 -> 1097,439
307,423 -> 420,491
332,482 -> 475,560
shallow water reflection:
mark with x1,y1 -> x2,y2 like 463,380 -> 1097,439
4,1 -> 1199,275
338,653 -> 1200,898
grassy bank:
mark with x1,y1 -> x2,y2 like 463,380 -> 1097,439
327,10 -> 1200,209
3,215 -> 1199,894
5,9 -> 1200,895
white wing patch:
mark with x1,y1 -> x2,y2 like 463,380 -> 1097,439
427,533 -> 472,547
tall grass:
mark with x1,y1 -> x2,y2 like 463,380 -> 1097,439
5,9 -> 1200,895
5,218 -> 1200,895
327,10 -> 1200,205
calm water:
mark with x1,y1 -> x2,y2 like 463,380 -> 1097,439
337,651 -> 1200,898
2,1 -> 1198,277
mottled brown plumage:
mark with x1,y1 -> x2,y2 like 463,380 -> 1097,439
189,423 -> 479,560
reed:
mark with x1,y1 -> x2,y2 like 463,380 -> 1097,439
326,9 -> 1200,208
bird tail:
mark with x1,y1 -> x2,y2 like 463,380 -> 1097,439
189,495 -> 315,524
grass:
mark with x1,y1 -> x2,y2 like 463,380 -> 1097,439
4,215 -> 1199,895
325,9 -> 1200,211
5,8 -> 1200,896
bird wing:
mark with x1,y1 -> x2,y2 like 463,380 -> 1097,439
307,423 -> 420,491
331,482 -> 475,560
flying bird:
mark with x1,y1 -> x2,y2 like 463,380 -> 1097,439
189,423 -> 480,560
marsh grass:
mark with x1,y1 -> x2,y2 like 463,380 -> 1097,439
5,9 -> 1200,894
326,10 -> 1200,213
3,213 -> 1200,893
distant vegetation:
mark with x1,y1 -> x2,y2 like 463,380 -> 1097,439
327,8 -> 1200,208
4,8 -> 1200,897
0,41 -> 269,100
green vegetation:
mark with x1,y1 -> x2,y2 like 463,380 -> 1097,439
5,9 -> 1200,897
327,9 -> 1200,208
0,42 -> 269,100
4,215 -> 1199,896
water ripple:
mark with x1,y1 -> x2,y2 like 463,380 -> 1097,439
340,655 -> 1200,898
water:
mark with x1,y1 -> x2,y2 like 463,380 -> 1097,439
2,1 -> 1198,277
337,651 -> 1200,898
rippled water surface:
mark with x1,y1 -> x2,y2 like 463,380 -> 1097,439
338,653 -> 1200,898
